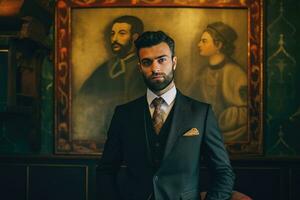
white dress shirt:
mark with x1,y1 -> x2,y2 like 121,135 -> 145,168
146,86 -> 177,122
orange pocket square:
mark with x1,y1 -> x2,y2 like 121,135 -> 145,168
182,128 -> 200,136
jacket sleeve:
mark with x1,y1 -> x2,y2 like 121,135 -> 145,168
202,105 -> 235,200
97,106 -> 123,200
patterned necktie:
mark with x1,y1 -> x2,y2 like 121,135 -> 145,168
152,97 -> 165,134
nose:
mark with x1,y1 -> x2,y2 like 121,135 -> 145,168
198,41 -> 202,48
151,60 -> 161,73
111,33 -> 117,42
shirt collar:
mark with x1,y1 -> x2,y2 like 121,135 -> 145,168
147,85 -> 177,106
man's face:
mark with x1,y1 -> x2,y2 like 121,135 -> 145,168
110,22 -> 133,58
138,42 -> 177,92
197,31 -> 221,57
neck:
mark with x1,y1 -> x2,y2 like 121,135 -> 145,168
209,53 -> 225,66
121,51 -> 135,60
122,45 -> 136,59
153,81 -> 175,96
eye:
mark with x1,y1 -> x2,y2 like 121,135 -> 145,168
111,31 -> 115,36
119,30 -> 128,35
141,59 -> 153,67
157,57 -> 167,64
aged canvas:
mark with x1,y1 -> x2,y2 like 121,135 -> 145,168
55,0 -> 263,155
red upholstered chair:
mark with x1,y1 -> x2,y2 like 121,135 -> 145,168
200,191 -> 253,200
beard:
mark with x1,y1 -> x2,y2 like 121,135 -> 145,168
142,67 -> 175,92
111,41 -> 133,58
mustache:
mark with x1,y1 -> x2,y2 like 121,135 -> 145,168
151,72 -> 166,78
111,42 -> 123,47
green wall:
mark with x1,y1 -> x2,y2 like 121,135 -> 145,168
265,0 -> 300,155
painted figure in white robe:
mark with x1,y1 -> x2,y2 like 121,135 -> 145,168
190,22 -> 248,142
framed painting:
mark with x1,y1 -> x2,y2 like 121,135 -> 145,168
55,0 -> 263,156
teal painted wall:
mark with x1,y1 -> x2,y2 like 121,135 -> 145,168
265,0 -> 300,156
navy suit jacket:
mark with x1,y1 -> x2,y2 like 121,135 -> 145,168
97,91 -> 235,200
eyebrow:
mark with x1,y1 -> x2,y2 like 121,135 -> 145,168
156,55 -> 168,59
111,29 -> 128,32
153,55 -> 169,60
141,55 -> 168,61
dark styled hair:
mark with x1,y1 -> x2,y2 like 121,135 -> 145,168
112,15 -> 144,35
134,31 -> 175,57
204,21 -> 238,56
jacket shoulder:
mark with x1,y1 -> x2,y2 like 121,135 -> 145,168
180,92 -> 210,108
115,95 -> 145,112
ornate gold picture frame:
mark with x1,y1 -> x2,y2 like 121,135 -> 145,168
55,0 -> 263,156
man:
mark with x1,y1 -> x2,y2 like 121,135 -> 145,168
98,31 -> 235,200
73,16 -> 145,143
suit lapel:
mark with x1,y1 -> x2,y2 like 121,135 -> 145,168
141,96 -> 155,167
163,91 -> 190,160
126,95 -> 154,169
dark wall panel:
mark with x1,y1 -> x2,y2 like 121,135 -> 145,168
234,168 -> 282,200
1,158 -> 300,200
290,168 -> 300,200
29,165 -> 87,200
0,165 -> 27,200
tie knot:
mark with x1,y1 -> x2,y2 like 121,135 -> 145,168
152,97 -> 164,107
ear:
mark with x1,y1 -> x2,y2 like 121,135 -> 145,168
172,56 -> 177,70
132,33 -> 139,41
216,41 -> 223,50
